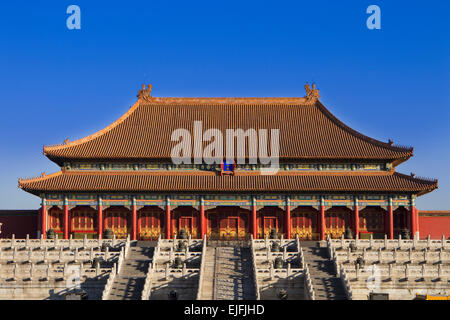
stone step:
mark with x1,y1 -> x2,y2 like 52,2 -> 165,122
302,246 -> 347,301
107,246 -> 154,300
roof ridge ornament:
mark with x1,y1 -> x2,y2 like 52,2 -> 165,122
137,84 -> 152,100
304,83 -> 320,102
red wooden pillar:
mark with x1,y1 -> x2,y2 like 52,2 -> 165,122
37,207 -> 42,239
410,195 -> 416,239
388,204 -> 394,240
98,198 -> 103,239
200,197 -> 206,238
320,197 -> 325,240
252,197 -> 257,239
41,199 -> 47,239
63,197 -> 69,240
285,197 -> 291,239
355,205 -> 359,239
166,199 -> 172,239
132,198 -> 137,241
354,204 -> 359,240
410,206 -> 416,239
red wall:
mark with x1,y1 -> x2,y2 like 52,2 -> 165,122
0,210 -> 38,238
419,211 -> 450,239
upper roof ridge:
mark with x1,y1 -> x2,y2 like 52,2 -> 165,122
40,83 -> 414,165
43,100 -> 142,153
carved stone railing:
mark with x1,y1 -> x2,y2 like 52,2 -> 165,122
141,262 -> 155,300
250,235 -> 261,300
116,247 -> 125,275
101,263 -> 117,300
327,234 -> 449,252
339,264 -> 353,300
0,247 -> 120,263
0,262 -> 112,282
303,264 -> 315,300
0,234 -> 127,250
195,235 -> 207,300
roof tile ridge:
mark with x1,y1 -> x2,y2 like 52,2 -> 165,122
65,170 -> 217,176
393,171 -> 439,185
43,100 -> 141,153
270,171 -> 393,176
314,100 -> 414,155
18,171 -> 63,186
143,96 -> 313,105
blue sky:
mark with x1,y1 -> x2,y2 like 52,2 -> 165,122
0,0 -> 448,209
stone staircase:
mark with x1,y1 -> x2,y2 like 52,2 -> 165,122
213,246 -> 257,300
198,246 -> 216,300
302,244 -> 347,300
107,243 -> 154,300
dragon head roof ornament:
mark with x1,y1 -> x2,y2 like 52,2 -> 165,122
137,84 -> 153,100
304,83 -> 320,102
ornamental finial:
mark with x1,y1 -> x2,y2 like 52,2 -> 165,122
304,82 -> 320,102
137,83 -> 152,100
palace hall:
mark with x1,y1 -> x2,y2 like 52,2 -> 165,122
18,84 -> 438,241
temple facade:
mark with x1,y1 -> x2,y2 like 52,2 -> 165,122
18,84 -> 438,240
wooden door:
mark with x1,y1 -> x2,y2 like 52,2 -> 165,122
179,217 -> 193,236
291,207 -> 318,240
220,216 -> 239,239
104,207 -> 131,239
263,217 -> 276,238
207,211 -> 219,239
325,207 -> 351,239
138,207 -> 163,240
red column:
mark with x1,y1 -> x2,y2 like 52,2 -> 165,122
200,200 -> 206,238
98,202 -> 103,239
166,202 -> 172,239
354,205 -> 359,240
252,198 -> 257,239
132,201 -> 137,241
410,206 -> 416,239
320,202 -> 325,241
63,202 -> 69,240
41,201 -> 47,239
285,202 -> 291,239
37,207 -> 42,239
388,205 -> 394,239
415,208 -> 419,236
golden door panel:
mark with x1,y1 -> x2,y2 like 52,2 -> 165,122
220,217 -> 239,238
325,207 -> 351,239
258,217 -> 278,239
257,207 -> 283,239
291,207 -> 318,240
104,207 -> 131,239
172,207 -> 199,239
138,208 -> 163,240
208,207 -> 249,240
70,206 -> 97,234
48,206 -> 63,233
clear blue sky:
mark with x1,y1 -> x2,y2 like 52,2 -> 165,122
0,0 -> 448,210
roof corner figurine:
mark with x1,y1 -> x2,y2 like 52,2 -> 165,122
137,84 -> 153,100
304,83 -> 320,102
